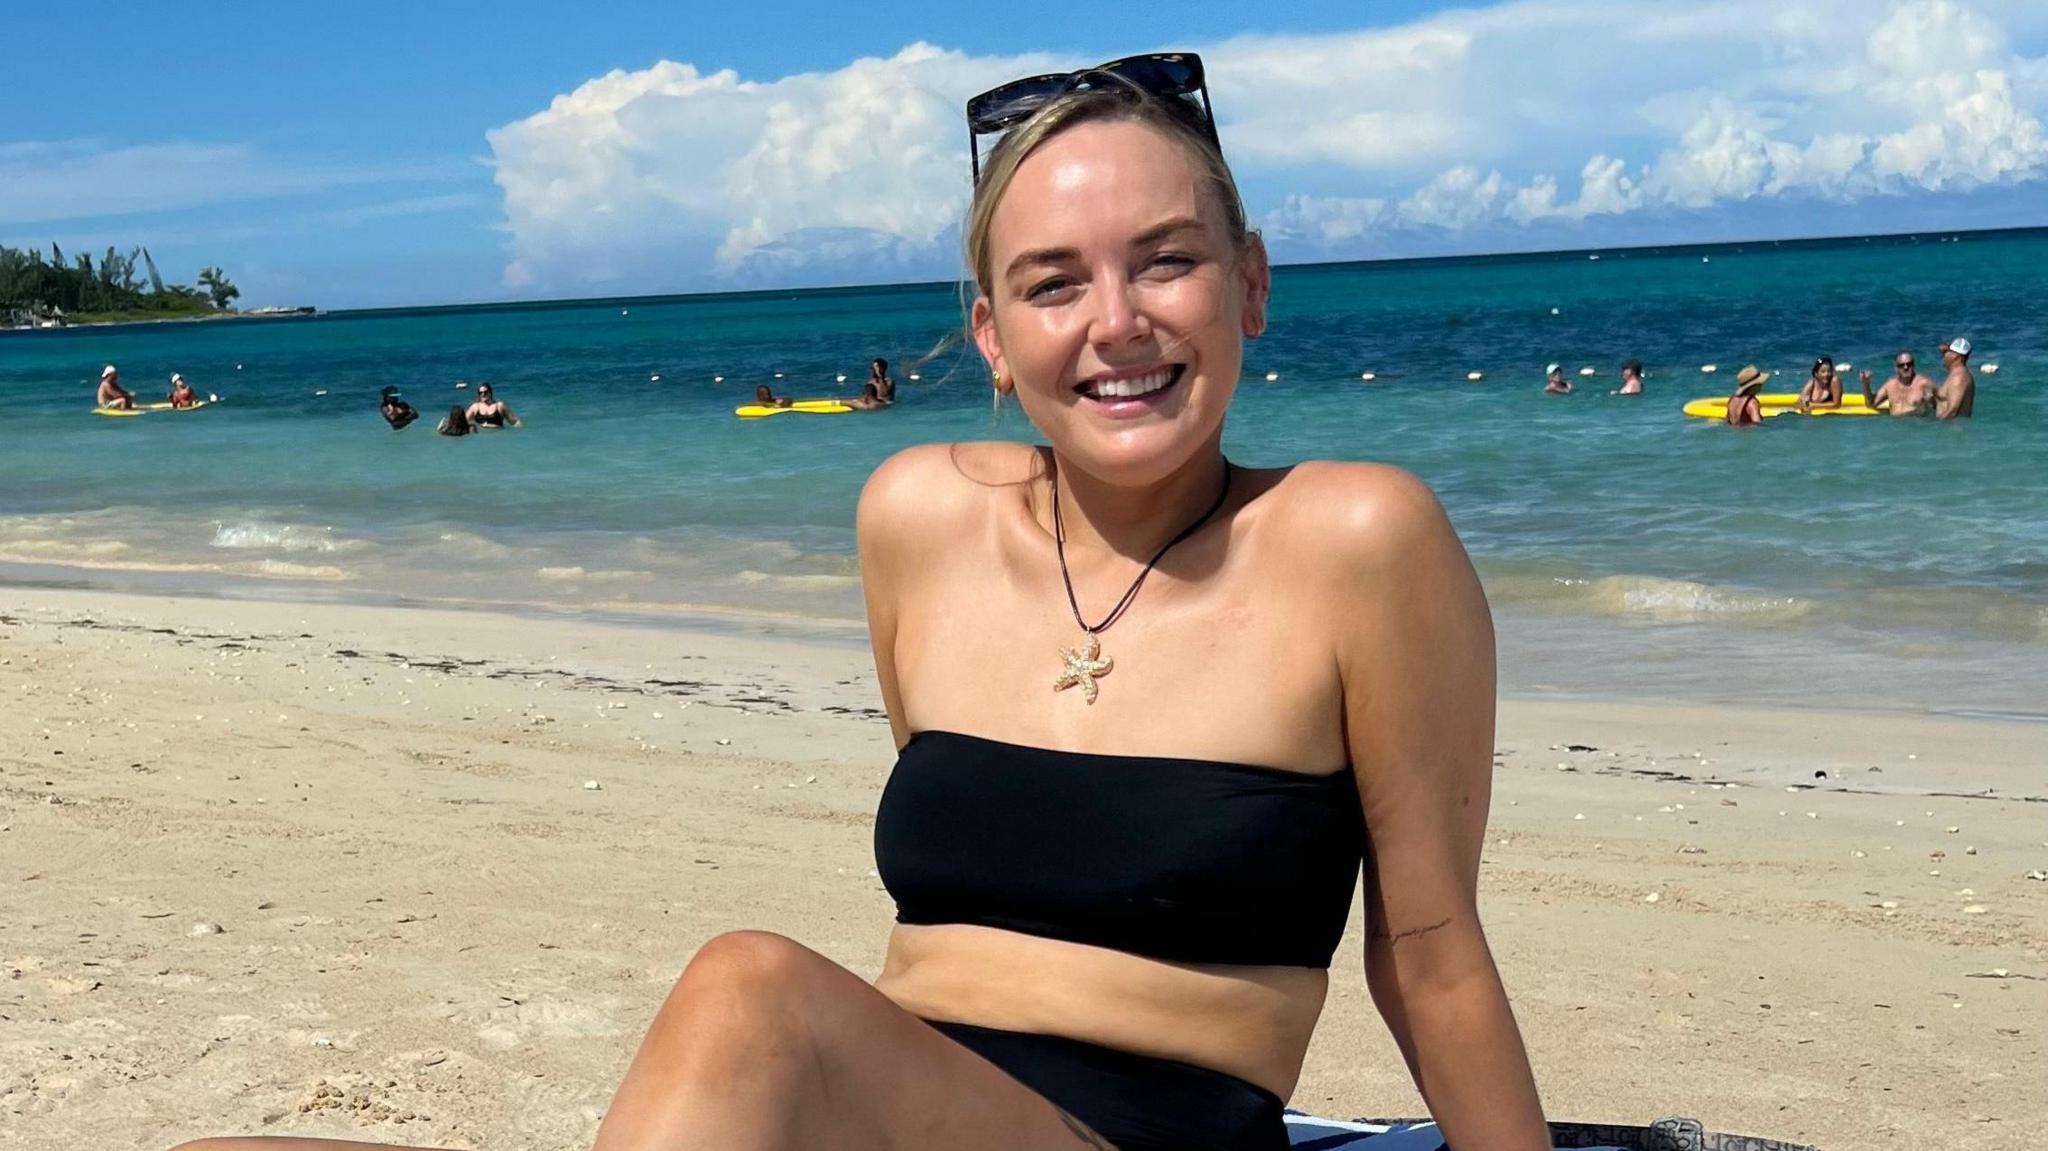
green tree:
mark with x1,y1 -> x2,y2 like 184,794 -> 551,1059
196,266 -> 239,310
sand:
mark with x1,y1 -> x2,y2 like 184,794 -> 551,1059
1,587 -> 2042,1150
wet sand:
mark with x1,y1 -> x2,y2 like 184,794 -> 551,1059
2,587 -> 2042,1149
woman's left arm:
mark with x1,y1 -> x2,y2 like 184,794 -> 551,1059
1326,466 -> 1549,1151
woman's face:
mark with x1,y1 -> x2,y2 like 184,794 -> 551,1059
972,119 -> 1267,487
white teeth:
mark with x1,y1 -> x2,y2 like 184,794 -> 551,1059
1090,367 -> 1173,399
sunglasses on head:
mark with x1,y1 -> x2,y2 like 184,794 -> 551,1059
966,52 -> 1217,184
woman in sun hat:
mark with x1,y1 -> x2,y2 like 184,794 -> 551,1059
1726,364 -> 1769,426
169,51 -> 1548,1151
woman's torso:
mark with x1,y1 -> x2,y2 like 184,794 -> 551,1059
866,444 -> 1381,1097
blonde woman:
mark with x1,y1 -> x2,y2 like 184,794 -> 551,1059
174,53 -> 1547,1151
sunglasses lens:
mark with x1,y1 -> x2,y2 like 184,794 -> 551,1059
967,75 -> 1070,133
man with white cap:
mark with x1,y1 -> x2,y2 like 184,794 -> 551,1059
1542,363 -> 1572,395
1935,337 -> 1974,420
1858,349 -> 1937,417
95,365 -> 135,411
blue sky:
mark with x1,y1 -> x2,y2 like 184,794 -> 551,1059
7,0 -> 2045,308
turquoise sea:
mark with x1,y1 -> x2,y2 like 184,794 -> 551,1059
4,228 -> 2045,715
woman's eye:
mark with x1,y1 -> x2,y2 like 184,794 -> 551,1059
1025,277 -> 1074,301
1144,253 -> 1196,275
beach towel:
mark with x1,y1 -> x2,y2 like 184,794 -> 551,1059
1284,1112 -> 1821,1150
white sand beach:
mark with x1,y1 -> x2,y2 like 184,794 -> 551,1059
2,587 -> 2042,1149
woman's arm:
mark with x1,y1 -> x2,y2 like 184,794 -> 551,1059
1324,466 -> 1549,1151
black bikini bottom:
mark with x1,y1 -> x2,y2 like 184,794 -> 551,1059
925,1020 -> 1289,1151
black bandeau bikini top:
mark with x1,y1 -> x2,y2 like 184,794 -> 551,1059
874,730 -> 1364,969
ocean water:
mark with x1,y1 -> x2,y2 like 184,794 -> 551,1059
4,229 -> 2045,715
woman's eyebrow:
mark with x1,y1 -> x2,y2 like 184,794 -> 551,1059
1003,217 -> 1208,280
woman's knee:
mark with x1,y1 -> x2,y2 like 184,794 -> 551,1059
674,930 -> 825,1002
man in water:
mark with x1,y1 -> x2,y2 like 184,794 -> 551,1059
1614,359 -> 1644,396
380,386 -> 419,430
868,357 -> 896,405
464,382 -> 521,428
1935,337 -> 1975,420
753,384 -> 794,409
168,373 -> 200,408
1859,351 -> 1937,417
1543,363 -> 1572,395
96,365 -> 135,410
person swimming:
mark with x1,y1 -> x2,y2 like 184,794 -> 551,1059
754,384 -> 795,409
167,373 -> 200,409
436,405 -> 472,437
1543,363 -> 1573,395
868,357 -> 896,405
380,387 -> 420,430
1614,358 -> 1644,396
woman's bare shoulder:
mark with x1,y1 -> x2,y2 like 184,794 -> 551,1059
858,442 -> 1042,552
1260,460 -> 1455,568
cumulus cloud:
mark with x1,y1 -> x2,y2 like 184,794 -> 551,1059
488,0 -> 2048,288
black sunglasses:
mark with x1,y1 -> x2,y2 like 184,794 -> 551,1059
966,53 -> 1217,184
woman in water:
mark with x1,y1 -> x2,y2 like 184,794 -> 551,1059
1796,356 -> 1840,413
868,356 -> 896,404
173,53 -> 1548,1151
1725,365 -> 1769,426
435,405 -> 471,437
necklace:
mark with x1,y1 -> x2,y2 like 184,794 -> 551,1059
1050,460 -> 1233,704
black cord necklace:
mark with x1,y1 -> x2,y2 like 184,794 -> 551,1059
1050,459 -> 1233,704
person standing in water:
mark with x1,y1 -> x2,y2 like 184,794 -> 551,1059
1860,351 -> 1937,417
1796,356 -> 1841,413
1614,359 -> 1644,396
96,365 -> 135,410
1543,363 -> 1573,395
1725,365 -> 1768,426
868,357 -> 897,405
379,387 -> 420,430
1935,337 -> 1974,420
464,382 -> 521,428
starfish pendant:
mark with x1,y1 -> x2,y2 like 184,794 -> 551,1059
1053,633 -> 1114,705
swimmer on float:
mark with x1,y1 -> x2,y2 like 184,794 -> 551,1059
1796,357 -> 1841,413
167,373 -> 200,408
96,365 -> 136,410
168,50 -> 1550,1151
754,384 -> 795,409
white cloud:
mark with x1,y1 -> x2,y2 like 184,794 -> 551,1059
487,0 -> 2048,287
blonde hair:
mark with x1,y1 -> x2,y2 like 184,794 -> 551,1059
964,85 -> 1250,298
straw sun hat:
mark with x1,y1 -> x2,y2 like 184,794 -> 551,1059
1733,365 -> 1770,395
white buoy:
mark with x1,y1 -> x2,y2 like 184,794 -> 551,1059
1837,363 -> 1853,373
1466,371 -> 1484,382
313,389 -> 327,396
236,363 -> 243,370
908,372 -> 920,381
836,374 -> 847,383
208,393 -> 220,403
621,309 -> 629,316
774,372 -> 784,379
1264,371 -> 1279,382
1588,254 -> 1601,261
1700,365 -> 1718,374
1982,363 -> 2000,374
1549,307 -> 1561,316
456,382 -> 468,389
650,374 -> 661,382
1702,256 -> 1711,263
1579,367 -> 1596,377
1360,372 -> 1376,382
714,375 -> 724,383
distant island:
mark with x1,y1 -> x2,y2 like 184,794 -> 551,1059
0,243 -> 309,328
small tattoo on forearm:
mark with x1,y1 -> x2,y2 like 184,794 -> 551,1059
1370,916 -> 1451,945
1056,1106 -> 1118,1150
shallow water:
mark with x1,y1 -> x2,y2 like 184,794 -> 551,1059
4,229 -> 2043,713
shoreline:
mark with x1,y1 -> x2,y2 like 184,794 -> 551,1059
2,585 -> 2041,1149
0,309 -> 317,335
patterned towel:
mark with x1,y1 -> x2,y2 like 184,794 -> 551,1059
1284,1112 -> 1820,1150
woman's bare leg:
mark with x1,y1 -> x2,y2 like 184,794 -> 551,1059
171,931 -> 1113,1151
